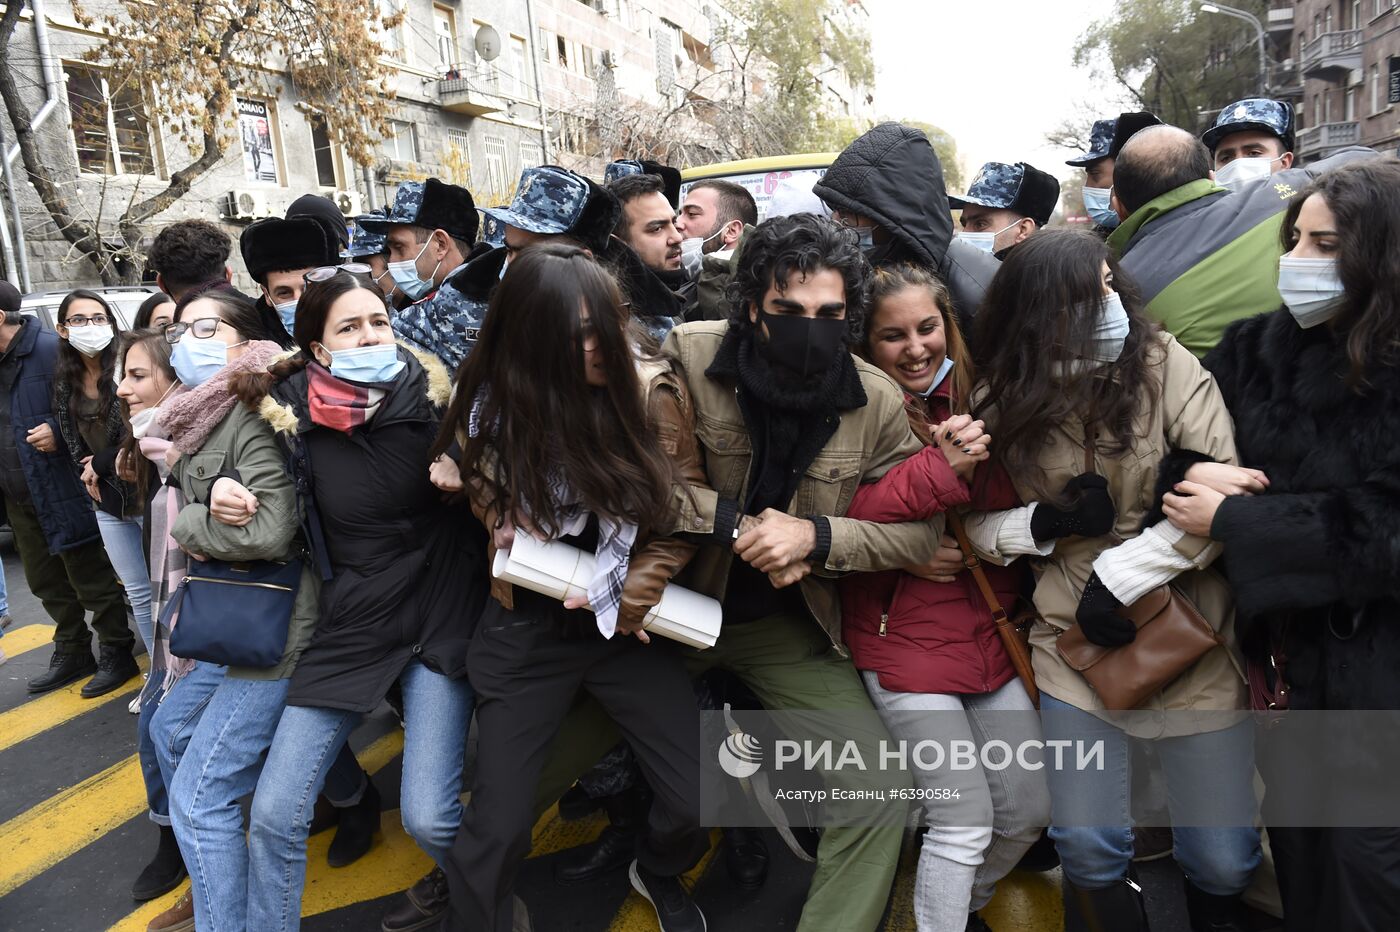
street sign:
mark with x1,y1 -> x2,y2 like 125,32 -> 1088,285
1390,56 -> 1400,105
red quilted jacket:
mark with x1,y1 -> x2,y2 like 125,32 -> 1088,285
840,385 -> 1027,695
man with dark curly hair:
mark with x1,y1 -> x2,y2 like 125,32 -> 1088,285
145,220 -> 234,300
533,213 -> 942,932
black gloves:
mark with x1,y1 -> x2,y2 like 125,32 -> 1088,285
1075,572 -> 1137,647
1031,473 -> 1117,541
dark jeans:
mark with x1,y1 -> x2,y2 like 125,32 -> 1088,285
444,591 -> 708,932
7,498 -> 131,653
1270,826 -> 1400,932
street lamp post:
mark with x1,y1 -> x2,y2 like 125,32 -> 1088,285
1200,2 -> 1270,96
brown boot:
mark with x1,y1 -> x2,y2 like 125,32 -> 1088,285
147,890 -> 195,932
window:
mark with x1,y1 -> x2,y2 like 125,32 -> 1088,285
1324,7 -> 1333,33
483,134 -> 509,198
519,141 -> 542,170
1323,91 -> 1333,123
382,120 -> 418,162
1345,87 -> 1357,121
1312,93 -> 1321,126
556,35 -> 569,69
539,28 -> 554,64
1353,0 -> 1362,28
377,0 -> 406,62
444,128 -> 472,187
236,97 -> 280,183
1372,63 -> 1382,112
309,115 -> 338,188
510,35 -> 530,96
434,6 -> 458,68
581,45 -> 595,77
64,64 -> 153,176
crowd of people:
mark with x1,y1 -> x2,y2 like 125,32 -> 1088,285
0,94 -> 1396,932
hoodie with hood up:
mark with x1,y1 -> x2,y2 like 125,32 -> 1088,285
815,123 -> 1000,322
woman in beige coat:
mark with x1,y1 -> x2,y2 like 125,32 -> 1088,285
968,231 -> 1261,932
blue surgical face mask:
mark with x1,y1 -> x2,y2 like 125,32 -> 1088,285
958,220 -> 1021,254
852,226 -> 875,250
388,240 -> 441,301
1082,186 -> 1120,229
273,299 -> 297,333
325,343 -> 405,384
1085,291 -> 1131,364
1277,256 -> 1345,328
911,357 -> 956,398
171,334 -> 240,388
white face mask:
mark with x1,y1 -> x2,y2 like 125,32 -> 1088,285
66,324 -> 114,358
679,227 -> 725,278
1278,256 -> 1345,329
130,381 -> 179,440
1215,156 -> 1284,193
1085,291 -> 1131,364
958,220 -> 1021,254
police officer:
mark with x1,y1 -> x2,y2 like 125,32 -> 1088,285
948,161 -> 1061,259
344,208 -> 399,307
1065,111 -> 1164,232
1201,98 -> 1297,191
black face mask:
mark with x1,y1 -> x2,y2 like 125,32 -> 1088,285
756,308 -> 848,381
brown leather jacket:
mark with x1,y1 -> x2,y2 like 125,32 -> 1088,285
468,358 -> 710,627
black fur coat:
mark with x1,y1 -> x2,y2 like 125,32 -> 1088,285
1203,308 -> 1400,710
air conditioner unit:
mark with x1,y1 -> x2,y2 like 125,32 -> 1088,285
332,189 -> 362,216
224,189 -> 270,221
601,50 -> 619,70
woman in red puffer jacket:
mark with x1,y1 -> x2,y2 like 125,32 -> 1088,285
840,264 -> 1101,932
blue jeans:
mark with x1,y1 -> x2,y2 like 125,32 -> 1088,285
0,550 -> 9,615
139,682 -> 172,826
1040,694 -> 1261,896
247,660 -> 474,932
95,511 -> 153,654
162,672 -> 363,932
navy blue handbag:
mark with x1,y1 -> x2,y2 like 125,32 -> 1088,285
166,558 -> 303,668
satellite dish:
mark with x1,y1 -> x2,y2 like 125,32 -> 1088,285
474,25 -> 501,62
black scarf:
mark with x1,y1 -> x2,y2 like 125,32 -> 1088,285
707,324 -> 866,512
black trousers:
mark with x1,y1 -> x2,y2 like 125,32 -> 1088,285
1270,826 -> 1400,932
443,591 -> 708,932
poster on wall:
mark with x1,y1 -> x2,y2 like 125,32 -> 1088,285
237,98 -> 279,184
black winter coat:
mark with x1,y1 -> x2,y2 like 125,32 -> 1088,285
258,347 -> 489,712
813,122 -> 1000,321
1205,308 -> 1400,710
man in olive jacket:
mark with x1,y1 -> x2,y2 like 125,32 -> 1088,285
534,215 -> 942,932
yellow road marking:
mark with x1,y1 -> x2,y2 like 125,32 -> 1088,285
606,829 -> 721,932
0,624 -> 57,660
0,653 -> 149,753
983,868 -> 1064,930
0,754 -> 146,897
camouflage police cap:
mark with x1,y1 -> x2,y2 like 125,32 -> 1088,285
356,178 -> 478,242
359,181 -> 424,231
480,212 -> 506,248
479,165 -> 590,236
343,209 -> 389,259
604,160 -> 646,185
1066,119 -> 1117,167
947,162 -> 1027,211
1201,98 -> 1295,152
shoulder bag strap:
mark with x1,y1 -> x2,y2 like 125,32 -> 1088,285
947,511 -> 1039,706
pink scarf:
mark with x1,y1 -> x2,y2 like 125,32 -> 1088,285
157,340 -> 284,453
136,430 -> 196,695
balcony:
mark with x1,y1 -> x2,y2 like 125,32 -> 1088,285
439,64 -> 509,116
1270,61 -> 1304,101
1301,30 -> 1363,81
1297,120 -> 1361,158
1266,5 -> 1293,37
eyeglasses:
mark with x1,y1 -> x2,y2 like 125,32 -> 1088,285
162,317 -> 224,344
63,315 -> 110,327
303,263 -> 373,284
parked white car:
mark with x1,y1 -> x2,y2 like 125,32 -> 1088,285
20,285 -> 163,332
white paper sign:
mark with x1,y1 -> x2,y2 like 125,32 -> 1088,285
492,534 -> 722,649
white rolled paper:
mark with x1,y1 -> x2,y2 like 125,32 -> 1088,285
491,533 -> 722,649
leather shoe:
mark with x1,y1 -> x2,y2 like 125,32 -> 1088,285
381,867 -> 449,932
82,645 -> 139,698
28,649 -> 96,693
555,786 -> 647,884
722,827 -> 769,889
146,890 -> 195,931
327,776 -> 380,867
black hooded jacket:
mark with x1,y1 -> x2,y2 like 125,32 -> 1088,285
815,123 -> 1000,322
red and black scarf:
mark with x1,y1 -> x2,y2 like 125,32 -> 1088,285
306,362 -> 386,433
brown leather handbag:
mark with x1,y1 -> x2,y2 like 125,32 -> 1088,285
947,512 -> 1039,707
1054,429 -> 1224,711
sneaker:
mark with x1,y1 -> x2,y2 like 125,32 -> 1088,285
628,860 -> 705,932
147,890 -> 195,931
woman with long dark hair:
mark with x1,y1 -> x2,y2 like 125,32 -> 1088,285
436,244 -> 709,932
226,266 -> 487,932
134,291 -> 176,331
1163,160 -> 1400,930
840,263 -> 1053,932
52,289 -> 146,695
970,230 -> 1259,932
